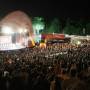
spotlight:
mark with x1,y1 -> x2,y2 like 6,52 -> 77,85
1,26 -> 14,34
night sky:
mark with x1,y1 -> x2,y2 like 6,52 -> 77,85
0,0 -> 89,21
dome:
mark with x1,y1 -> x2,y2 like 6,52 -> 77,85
0,11 -> 34,50
0,11 -> 33,35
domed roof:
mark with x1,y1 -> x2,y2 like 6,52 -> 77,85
0,11 -> 33,35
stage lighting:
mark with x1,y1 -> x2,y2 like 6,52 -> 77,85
1,26 -> 14,34
0,11 -> 34,50
24,29 -> 28,33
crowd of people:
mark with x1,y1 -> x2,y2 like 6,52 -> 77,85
0,42 -> 90,90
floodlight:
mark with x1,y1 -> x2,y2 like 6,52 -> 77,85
24,29 -> 28,33
1,26 -> 14,34
19,28 -> 23,33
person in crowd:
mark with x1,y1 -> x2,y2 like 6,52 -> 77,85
0,41 -> 90,90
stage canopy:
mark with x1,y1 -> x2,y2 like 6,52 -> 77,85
0,11 -> 34,50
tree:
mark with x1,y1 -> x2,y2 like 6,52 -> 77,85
64,18 -> 83,35
86,23 -> 90,35
32,17 -> 45,35
46,18 -> 61,33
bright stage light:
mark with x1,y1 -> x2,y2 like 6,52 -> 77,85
1,26 -> 14,34
19,28 -> 23,33
18,28 -> 27,33
24,29 -> 27,33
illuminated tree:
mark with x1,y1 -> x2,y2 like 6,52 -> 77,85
32,17 -> 45,35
